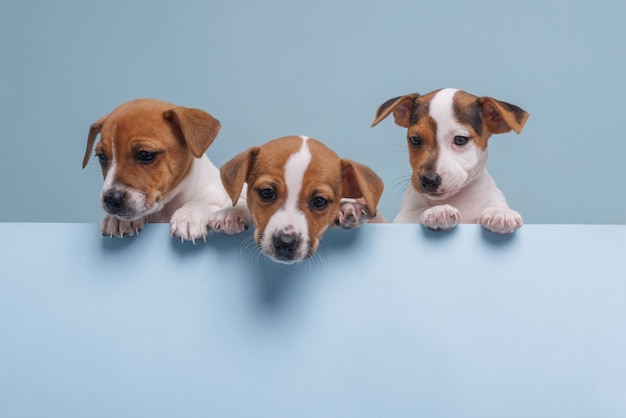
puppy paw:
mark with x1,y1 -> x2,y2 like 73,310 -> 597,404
170,207 -> 210,243
421,205 -> 460,231
100,214 -> 144,238
208,206 -> 251,235
334,200 -> 373,229
480,207 -> 523,234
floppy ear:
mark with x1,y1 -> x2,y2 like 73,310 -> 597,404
82,115 -> 107,169
164,107 -> 221,158
220,147 -> 260,206
478,97 -> 529,135
340,160 -> 384,215
371,93 -> 419,128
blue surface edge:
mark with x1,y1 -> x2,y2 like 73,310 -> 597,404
0,223 -> 625,418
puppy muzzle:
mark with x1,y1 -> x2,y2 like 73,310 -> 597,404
101,187 -> 149,221
259,231 -> 310,264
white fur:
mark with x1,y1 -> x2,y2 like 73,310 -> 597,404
260,136 -> 312,262
394,88 -> 522,233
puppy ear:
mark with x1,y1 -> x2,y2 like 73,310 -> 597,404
164,107 -> 221,158
220,147 -> 260,206
478,97 -> 529,135
340,160 -> 384,215
82,115 -> 107,169
371,94 -> 419,128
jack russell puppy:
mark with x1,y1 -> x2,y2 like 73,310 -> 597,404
83,98 -> 250,242
220,136 -> 385,264
371,88 -> 528,234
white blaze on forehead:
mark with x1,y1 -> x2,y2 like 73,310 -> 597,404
429,88 -> 460,141
283,136 -> 312,212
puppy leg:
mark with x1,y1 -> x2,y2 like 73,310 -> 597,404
480,207 -> 523,234
170,202 -> 219,243
100,214 -> 145,238
421,204 -> 461,231
207,204 -> 251,235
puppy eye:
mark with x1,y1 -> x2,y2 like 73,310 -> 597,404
258,188 -> 276,202
137,150 -> 156,163
409,135 -> 422,146
454,136 -> 470,146
96,153 -> 108,166
310,196 -> 328,210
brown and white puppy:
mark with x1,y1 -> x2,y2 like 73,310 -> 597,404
220,136 -> 384,264
372,88 -> 528,234
83,98 -> 250,242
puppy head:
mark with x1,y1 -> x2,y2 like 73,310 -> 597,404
83,99 -> 220,221
372,88 -> 528,199
221,136 -> 383,264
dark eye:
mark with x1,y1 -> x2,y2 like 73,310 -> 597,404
137,150 -> 156,163
409,135 -> 422,146
310,196 -> 328,210
259,188 -> 276,202
454,136 -> 470,146
96,153 -> 108,166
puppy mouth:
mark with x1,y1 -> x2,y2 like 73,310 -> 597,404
104,209 -> 149,222
425,190 -> 446,197
101,188 -> 158,221
102,202 -> 155,221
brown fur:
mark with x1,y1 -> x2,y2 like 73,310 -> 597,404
83,99 -> 220,209
221,136 -> 384,256
372,89 -> 529,193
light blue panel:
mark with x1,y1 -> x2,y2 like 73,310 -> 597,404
1,223 -> 625,417
0,0 -> 625,223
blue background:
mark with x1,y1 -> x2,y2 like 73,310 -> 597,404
1,0 -> 625,224
1,223 -> 625,417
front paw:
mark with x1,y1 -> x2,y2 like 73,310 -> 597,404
207,206 -> 251,235
480,207 -> 523,234
334,200 -> 373,229
421,205 -> 460,231
170,207 -> 210,243
100,214 -> 144,238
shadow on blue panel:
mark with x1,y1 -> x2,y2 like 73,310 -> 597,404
169,228 -> 245,257
100,230 -> 144,252
420,224 -> 459,240
481,226 -> 518,247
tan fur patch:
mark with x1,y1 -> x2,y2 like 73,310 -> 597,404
96,99 -> 195,206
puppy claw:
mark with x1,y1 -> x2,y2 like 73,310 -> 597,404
170,206 -> 213,243
421,204 -> 460,231
480,207 -> 523,234
100,215 -> 145,238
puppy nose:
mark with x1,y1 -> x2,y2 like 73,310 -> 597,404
420,173 -> 442,192
103,190 -> 125,214
273,233 -> 299,258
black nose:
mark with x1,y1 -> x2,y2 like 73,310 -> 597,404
420,173 -> 442,192
103,190 -> 125,214
273,233 -> 299,258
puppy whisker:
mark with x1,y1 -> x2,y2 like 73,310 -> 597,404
393,173 -> 413,193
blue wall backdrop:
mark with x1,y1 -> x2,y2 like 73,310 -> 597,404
1,0 -> 624,224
